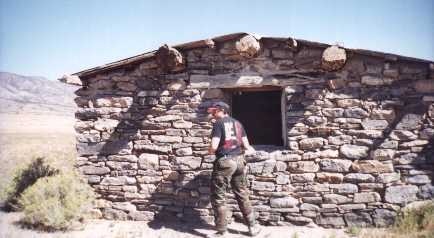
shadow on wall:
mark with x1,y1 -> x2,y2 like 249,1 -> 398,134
76,75 -> 227,229
76,67 -> 434,230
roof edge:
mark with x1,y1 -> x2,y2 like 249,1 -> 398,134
69,32 -> 434,80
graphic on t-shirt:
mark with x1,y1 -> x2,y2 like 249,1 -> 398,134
223,122 -> 237,149
211,117 -> 246,157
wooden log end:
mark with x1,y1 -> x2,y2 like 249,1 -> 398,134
156,44 -> 185,73
235,34 -> 261,58
286,38 -> 298,49
58,74 -> 82,86
321,45 -> 347,71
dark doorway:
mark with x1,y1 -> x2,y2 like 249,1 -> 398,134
231,90 -> 283,146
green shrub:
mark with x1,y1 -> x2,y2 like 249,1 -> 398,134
346,226 -> 362,237
393,200 -> 434,238
3,157 -> 59,210
18,172 -> 94,230
358,202 -> 434,238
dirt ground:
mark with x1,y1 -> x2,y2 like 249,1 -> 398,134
0,113 -> 75,134
0,113 -> 406,238
0,113 -> 76,200
0,113 -> 353,238
0,211 -> 351,238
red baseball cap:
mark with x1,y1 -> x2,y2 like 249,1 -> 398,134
207,101 -> 230,113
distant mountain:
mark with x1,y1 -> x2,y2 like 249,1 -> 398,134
0,72 -> 78,116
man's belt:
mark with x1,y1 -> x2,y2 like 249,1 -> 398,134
218,154 -> 243,160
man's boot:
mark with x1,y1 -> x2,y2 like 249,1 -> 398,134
206,231 -> 227,238
208,206 -> 228,237
245,212 -> 261,237
248,224 -> 261,237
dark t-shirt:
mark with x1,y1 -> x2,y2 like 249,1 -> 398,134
211,116 -> 247,158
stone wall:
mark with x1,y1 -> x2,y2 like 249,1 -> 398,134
73,34 -> 434,228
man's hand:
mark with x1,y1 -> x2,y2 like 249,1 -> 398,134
244,146 -> 256,156
209,137 -> 220,155
241,136 -> 256,155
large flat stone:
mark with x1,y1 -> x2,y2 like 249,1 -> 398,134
328,135 -> 352,145
288,161 -> 319,173
384,185 -> 418,204
353,192 -> 381,203
138,153 -> 159,170
371,109 -> 395,121
352,160 -> 394,173
270,197 -> 299,208
316,173 -> 343,183
299,138 -> 325,150
361,75 -> 384,86
80,165 -> 110,175
373,209 -> 396,227
340,144 -> 369,159
101,176 -> 136,186
370,149 -> 395,160
344,173 -> 375,183
329,183 -> 358,194
323,194 -> 351,204
150,135 -> 182,143
103,140 -> 134,155
344,212 -> 373,227
291,173 -> 315,183
252,181 -> 275,191
418,184 -> 434,199
361,119 -> 388,130
396,114 -> 423,130
94,119 -> 119,132
322,108 -> 344,117
319,159 -> 352,172
316,215 -> 345,228
376,173 -> 400,183
344,107 -> 369,118
173,156 -> 202,170
389,130 -> 418,141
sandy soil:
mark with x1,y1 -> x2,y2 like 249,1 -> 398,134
0,113 -> 75,134
0,113 -> 76,201
0,211 -> 351,238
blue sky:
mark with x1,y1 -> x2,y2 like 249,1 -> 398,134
0,0 -> 433,80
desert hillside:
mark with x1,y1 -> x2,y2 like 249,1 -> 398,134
0,72 -> 78,133
0,71 -> 78,116
0,72 -> 78,200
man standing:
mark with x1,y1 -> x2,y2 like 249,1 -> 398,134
206,101 -> 261,237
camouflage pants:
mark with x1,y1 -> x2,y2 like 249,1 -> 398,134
210,154 -> 255,232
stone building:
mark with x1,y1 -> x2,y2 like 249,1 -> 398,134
60,33 -> 434,228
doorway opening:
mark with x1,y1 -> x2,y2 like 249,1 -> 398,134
231,89 -> 283,146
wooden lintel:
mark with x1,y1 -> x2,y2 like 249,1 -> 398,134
190,72 -> 325,89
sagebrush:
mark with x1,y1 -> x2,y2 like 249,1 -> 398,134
393,200 -> 434,237
3,157 -> 59,211
360,200 -> 434,238
18,172 -> 94,230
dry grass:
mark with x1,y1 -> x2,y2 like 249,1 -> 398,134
359,201 -> 434,238
359,228 -> 434,238
0,113 -> 98,233
0,131 -> 76,202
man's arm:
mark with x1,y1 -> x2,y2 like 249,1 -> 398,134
242,136 -> 256,155
209,120 -> 222,155
208,137 -> 220,154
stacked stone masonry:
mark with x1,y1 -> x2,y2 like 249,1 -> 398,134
72,33 -> 434,228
